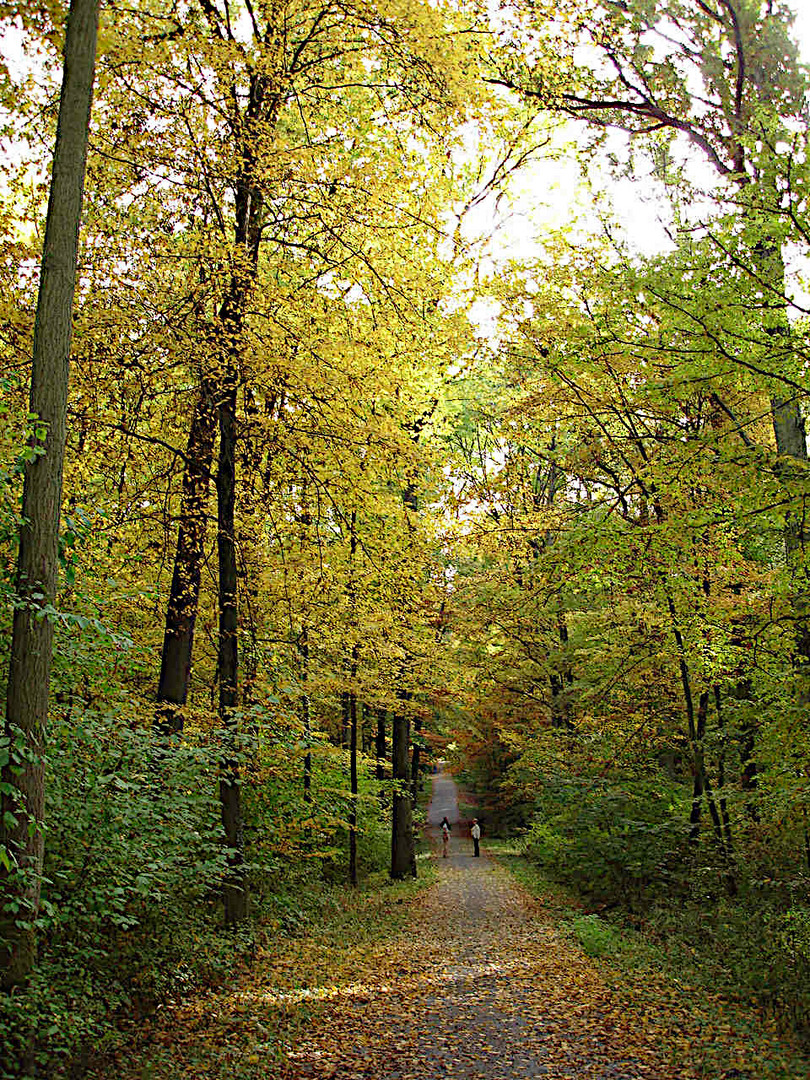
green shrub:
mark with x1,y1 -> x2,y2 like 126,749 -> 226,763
0,704 -> 233,1079
519,774 -> 689,909
569,913 -> 624,958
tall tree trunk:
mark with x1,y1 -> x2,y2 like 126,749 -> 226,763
391,473 -> 420,880
217,359 -> 246,925
347,512 -> 359,884
390,694 -> 415,879
695,690 -> 728,855
299,629 -> 312,803
713,685 -> 734,853
349,663 -> 358,887
361,703 -> 371,756
1,0 -> 99,992
341,688 -> 350,749
410,713 -> 422,806
156,377 -> 216,733
376,707 -> 387,784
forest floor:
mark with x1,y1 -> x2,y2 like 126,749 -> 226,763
97,772 -> 810,1080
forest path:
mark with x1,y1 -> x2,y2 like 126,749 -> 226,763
275,771 -> 683,1080
102,771 -> 807,1080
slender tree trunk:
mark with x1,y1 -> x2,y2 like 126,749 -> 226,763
349,665 -> 358,887
390,704 -> 414,879
361,703 -> 371,756
217,360 -> 246,925
740,710 -> 759,816
666,594 -> 712,847
530,448 -> 574,730
341,688 -> 350,749
695,691 -> 728,854
410,713 -> 422,806
376,707 -> 387,783
299,629 -> 312,803
1,0 -> 99,992
689,771 -> 703,843
156,378 -> 216,733
346,512 -> 359,884
390,471 -> 419,880
713,685 -> 734,852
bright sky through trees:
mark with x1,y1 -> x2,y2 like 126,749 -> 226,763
490,0 -> 808,248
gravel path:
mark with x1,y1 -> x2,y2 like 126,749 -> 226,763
281,771 -> 681,1080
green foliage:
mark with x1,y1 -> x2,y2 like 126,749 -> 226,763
519,771 -> 690,909
0,704 -> 232,1078
643,889 -> 810,1036
569,914 -> 624,959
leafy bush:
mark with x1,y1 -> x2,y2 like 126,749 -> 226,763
569,913 -> 624,958
519,773 -> 689,909
0,704 -> 233,1079
645,889 -> 810,1037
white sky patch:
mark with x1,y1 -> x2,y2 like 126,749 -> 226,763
467,296 -> 502,340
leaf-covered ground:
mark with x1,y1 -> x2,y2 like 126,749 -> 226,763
96,776 -> 810,1080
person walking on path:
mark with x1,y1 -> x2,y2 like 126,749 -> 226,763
471,818 -> 481,857
442,820 -> 450,858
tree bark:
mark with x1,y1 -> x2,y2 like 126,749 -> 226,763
346,512 -> 359,884
299,629 -> 312,803
156,377 -> 217,733
375,707 -> 387,784
410,713 -> 422,806
391,690 -> 415,879
217,359 -> 247,925
1,0 -> 99,992
349,672 -> 358,887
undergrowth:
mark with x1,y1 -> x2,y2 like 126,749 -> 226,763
492,841 -> 810,1078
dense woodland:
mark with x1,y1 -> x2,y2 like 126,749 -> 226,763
2,0 -> 810,1075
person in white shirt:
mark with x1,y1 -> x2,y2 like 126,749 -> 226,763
471,818 -> 481,857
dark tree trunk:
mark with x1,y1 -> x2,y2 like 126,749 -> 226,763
1,0 -> 99,992
347,513 -> 359,884
217,360 -> 246,925
376,707 -> 387,784
667,596 -> 713,849
695,691 -> 728,854
299,630 -> 312,803
341,688 -> 350,749
361,703 -> 371,756
156,378 -> 217,734
740,707 -> 759,815
391,693 -> 415,879
349,673 -> 358,887
410,713 -> 422,806
713,686 -> 734,853
689,770 -> 703,843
